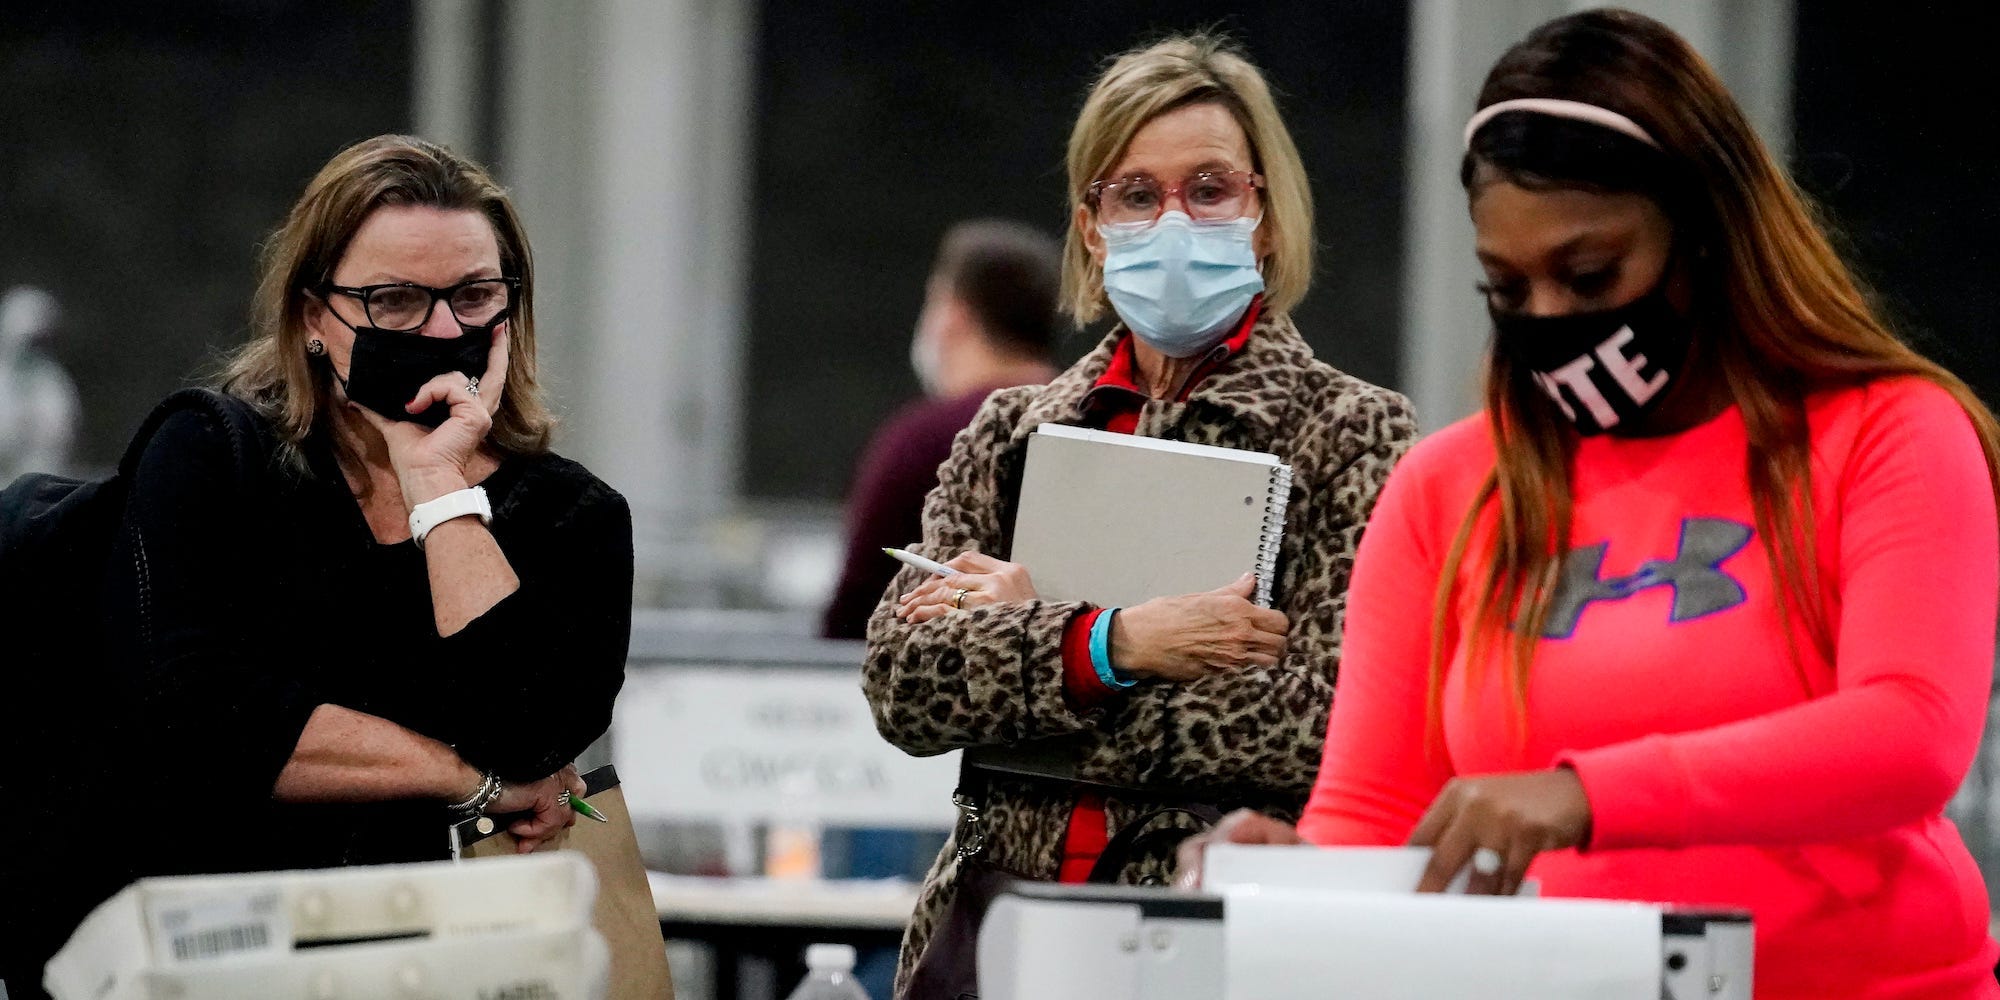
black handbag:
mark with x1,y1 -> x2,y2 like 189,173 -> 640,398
902,739 -> 1226,1000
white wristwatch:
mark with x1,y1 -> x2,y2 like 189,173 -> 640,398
408,486 -> 493,548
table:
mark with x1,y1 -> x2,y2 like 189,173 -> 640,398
651,872 -> 919,1000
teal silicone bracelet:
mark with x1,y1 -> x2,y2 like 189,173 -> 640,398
1089,608 -> 1138,690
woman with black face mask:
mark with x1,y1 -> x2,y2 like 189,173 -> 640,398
0,135 -> 631,990
1182,10 -> 2000,998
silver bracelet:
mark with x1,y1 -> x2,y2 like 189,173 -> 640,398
447,771 -> 503,817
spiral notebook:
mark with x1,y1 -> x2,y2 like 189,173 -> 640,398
1008,424 -> 1293,608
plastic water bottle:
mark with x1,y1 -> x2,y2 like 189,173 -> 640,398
785,943 -> 872,1000
764,771 -> 823,881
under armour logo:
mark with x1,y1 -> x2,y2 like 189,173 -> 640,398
1542,517 -> 1753,638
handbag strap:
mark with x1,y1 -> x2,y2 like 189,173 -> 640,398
578,763 -> 619,797
1085,804 -> 1223,885
949,751 -> 990,862
964,735 -> 1250,801
952,739 -> 1232,875
451,763 -> 621,850
119,388 -> 273,490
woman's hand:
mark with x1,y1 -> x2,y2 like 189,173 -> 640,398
1172,809 -> 1304,889
350,327 -> 510,509
896,551 -> 1039,623
1406,768 -> 1592,896
1110,573 -> 1289,682
484,762 -> 589,854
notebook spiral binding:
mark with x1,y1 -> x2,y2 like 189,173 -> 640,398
1254,464 -> 1294,607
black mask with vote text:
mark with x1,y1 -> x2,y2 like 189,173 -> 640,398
1489,284 -> 1691,436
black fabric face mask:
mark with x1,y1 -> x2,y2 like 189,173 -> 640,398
1490,285 -> 1692,436
337,325 -> 494,427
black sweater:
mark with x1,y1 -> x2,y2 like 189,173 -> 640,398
11,406 -> 631,983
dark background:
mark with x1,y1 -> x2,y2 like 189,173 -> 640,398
5,0 -> 1999,918
0,2 -> 413,472
742,1 -> 1411,499
1789,6 -> 1998,397
3,2 -> 1994,497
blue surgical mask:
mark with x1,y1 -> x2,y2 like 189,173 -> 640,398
1099,211 -> 1264,358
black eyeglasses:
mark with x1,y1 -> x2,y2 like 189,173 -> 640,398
319,277 -> 520,333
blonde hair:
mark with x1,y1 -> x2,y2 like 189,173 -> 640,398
220,134 -> 556,471
1061,33 -> 1314,322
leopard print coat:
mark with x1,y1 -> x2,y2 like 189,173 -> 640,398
862,311 -> 1416,997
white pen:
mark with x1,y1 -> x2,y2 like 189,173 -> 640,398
882,547 -> 957,578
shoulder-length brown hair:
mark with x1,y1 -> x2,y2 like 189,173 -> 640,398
1061,33 -> 1314,323
1435,9 -> 2000,730
220,134 -> 555,471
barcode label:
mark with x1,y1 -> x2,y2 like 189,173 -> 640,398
147,890 -> 287,964
170,923 -> 270,960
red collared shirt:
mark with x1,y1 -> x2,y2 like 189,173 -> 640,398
1053,296 -> 1262,883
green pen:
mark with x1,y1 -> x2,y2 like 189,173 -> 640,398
570,796 -> 610,824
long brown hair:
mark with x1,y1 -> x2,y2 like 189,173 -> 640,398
219,134 -> 555,472
1432,9 -> 2000,732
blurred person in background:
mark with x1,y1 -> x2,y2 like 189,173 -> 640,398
821,219 -> 1060,1000
0,285 -> 79,482
820,218 -> 1061,640
864,33 -> 1416,998
0,135 -> 631,995
1183,10 -> 2000,998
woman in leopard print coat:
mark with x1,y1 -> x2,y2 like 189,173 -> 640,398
864,34 -> 1417,997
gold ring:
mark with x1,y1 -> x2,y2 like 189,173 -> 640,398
953,588 -> 969,609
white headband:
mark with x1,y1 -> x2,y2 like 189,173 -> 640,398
1462,98 -> 1661,152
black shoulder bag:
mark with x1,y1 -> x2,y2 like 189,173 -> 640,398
902,736 -> 1228,1000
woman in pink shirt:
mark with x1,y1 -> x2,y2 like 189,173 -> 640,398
1185,10 -> 2000,998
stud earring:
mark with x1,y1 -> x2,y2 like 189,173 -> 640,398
306,339 -> 326,358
